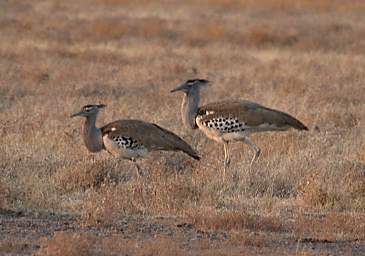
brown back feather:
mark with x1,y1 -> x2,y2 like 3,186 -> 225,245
101,119 -> 200,160
199,100 -> 308,130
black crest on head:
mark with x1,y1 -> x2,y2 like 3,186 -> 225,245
198,79 -> 209,83
82,104 -> 106,111
186,79 -> 209,85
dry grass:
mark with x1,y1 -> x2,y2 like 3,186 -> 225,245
35,232 -> 95,256
185,207 -> 285,232
1,0 -> 364,255
37,230 -> 332,256
193,0 -> 365,12
297,161 -> 365,210
294,212 -> 365,241
0,239 -> 35,254
0,180 -> 9,209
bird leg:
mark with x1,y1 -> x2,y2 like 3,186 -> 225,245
131,158 -> 143,178
240,137 -> 261,167
223,142 -> 230,177
223,142 -> 231,166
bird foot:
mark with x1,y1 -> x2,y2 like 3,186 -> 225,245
232,170 -> 239,182
224,158 -> 231,167
135,169 -> 143,178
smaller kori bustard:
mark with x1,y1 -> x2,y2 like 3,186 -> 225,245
171,79 -> 308,170
71,104 -> 200,172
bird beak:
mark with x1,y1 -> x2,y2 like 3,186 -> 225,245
70,111 -> 83,118
170,83 -> 188,93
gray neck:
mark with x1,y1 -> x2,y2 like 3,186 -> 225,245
82,114 -> 103,152
181,87 -> 200,130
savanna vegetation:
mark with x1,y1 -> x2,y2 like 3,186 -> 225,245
0,0 -> 364,255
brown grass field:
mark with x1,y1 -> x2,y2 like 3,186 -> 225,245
1,0 -> 365,255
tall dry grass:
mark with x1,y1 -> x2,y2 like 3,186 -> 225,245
0,0 -> 364,254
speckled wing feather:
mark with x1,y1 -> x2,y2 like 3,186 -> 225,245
198,100 -> 308,131
101,119 -> 200,160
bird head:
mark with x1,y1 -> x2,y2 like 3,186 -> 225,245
70,104 -> 106,118
170,79 -> 210,94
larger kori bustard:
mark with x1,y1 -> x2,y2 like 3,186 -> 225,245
71,104 -> 200,173
171,79 -> 308,171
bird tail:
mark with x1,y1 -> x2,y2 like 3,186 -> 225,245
181,146 -> 201,160
282,112 -> 308,131
169,135 -> 201,160
152,124 -> 200,160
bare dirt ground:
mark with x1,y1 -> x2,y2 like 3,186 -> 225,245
0,0 -> 364,255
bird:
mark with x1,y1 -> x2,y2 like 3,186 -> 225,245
70,104 -> 200,175
170,79 -> 308,172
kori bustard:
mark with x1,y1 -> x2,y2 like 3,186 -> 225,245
71,104 -> 200,171
171,79 -> 307,170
